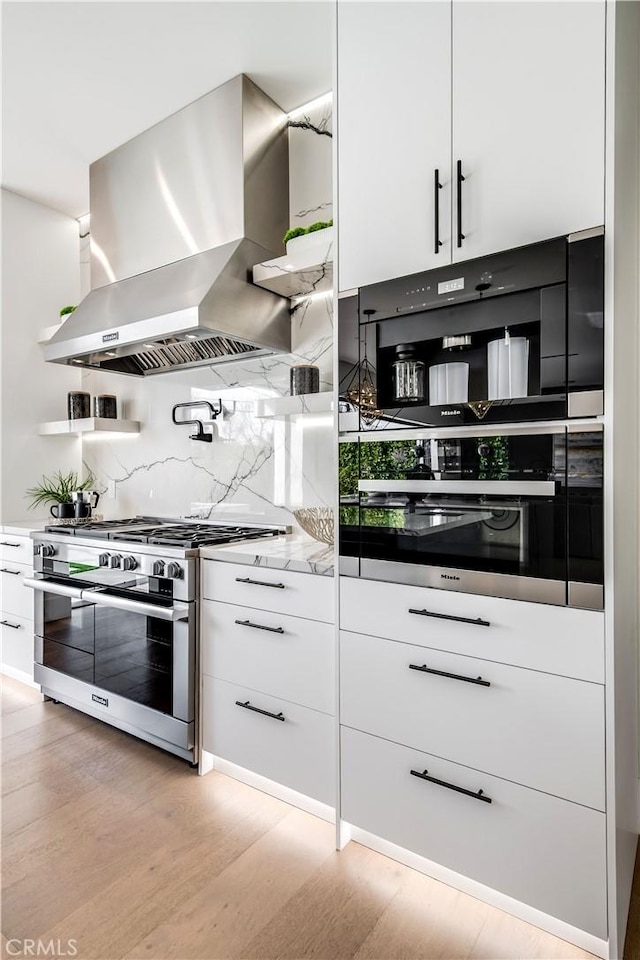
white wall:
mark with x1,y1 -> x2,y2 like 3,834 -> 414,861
0,189 -> 82,522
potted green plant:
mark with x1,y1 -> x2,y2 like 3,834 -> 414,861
26,470 -> 96,518
284,219 -> 334,255
59,305 -> 76,319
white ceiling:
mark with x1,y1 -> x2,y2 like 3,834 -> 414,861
1,1 -> 334,218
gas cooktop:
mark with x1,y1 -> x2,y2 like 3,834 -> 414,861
44,517 -> 283,548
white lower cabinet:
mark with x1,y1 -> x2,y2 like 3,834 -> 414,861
1,562 -> 35,620
0,612 -> 34,680
341,726 -> 607,940
199,561 -> 336,811
340,630 -> 605,810
203,676 -> 335,805
202,600 -> 335,715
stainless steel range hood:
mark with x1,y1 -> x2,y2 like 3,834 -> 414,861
45,75 -> 291,375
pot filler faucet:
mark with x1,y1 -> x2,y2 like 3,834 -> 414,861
172,400 -> 223,442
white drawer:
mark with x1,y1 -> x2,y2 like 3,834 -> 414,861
0,535 -> 33,566
203,676 -> 335,805
202,561 -> 334,623
0,613 -> 34,679
202,600 -> 335,714
0,562 -> 34,620
340,577 -> 604,682
341,726 -> 607,940
340,631 -> 604,810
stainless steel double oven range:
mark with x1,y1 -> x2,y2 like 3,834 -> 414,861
338,228 -> 605,610
26,519 -> 282,762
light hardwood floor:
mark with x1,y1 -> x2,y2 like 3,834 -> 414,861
2,675 -> 639,960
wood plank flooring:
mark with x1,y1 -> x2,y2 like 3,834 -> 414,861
2,676 -> 639,960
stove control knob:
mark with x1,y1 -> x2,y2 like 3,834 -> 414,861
108,554 -> 122,569
151,560 -> 165,577
40,544 -> 56,558
99,553 -> 110,567
121,556 -> 137,571
166,562 -> 183,580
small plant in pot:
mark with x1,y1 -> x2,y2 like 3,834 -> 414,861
26,470 -> 96,520
59,305 -> 76,319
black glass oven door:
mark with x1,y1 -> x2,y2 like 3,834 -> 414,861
32,578 -> 96,683
85,590 -> 188,715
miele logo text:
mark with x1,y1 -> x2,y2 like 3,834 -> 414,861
102,332 -> 119,343
440,410 -> 461,416
441,574 -> 461,581
92,694 -> 109,707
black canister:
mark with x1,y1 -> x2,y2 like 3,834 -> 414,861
290,365 -> 320,396
67,391 -> 91,420
94,394 -> 117,419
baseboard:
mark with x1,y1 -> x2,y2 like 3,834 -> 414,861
347,824 -> 609,960
211,755 -> 336,824
0,664 -> 39,690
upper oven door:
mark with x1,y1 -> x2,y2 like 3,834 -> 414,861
339,429 -> 571,604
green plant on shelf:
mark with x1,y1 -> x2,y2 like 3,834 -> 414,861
26,470 -> 96,509
59,305 -> 76,318
283,219 -> 333,248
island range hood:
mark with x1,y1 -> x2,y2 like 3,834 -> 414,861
44,75 -> 291,376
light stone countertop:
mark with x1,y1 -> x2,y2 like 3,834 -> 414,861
199,533 -> 334,576
0,519 -> 49,537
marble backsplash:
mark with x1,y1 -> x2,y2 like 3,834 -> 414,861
82,97 -> 334,529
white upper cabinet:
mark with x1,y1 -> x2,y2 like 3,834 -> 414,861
337,1 -> 606,290
452,1 -> 606,262
337,1 -> 452,291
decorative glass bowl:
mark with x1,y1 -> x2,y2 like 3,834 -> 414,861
293,508 -> 334,545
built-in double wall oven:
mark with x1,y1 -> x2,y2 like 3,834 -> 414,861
26,536 -> 196,762
338,228 -> 605,609
339,424 -> 603,609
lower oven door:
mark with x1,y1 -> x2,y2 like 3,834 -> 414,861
28,577 -> 195,727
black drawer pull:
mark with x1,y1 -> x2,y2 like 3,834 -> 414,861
235,618 -> 284,635
0,568 -> 21,576
408,607 -> 490,628
235,577 -> 285,589
0,542 -> 20,548
409,663 -> 490,687
410,768 -> 492,803
1,619 -> 22,630
235,699 -> 285,722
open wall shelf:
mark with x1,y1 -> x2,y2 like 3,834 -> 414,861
37,418 -> 140,437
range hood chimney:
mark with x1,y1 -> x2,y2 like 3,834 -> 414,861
45,74 -> 291,376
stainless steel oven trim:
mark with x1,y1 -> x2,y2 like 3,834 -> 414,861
344,422 -> 570,443
568,581 -> 604,611
24,577 -> 84,599
34,663 -> 195,762
568,390 -> 604,418
82,589 -> 190,622
340,557 -> 567,607
358,479 -> 558,496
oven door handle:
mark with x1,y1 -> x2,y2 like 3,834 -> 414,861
81,589 -> 189,622
358,479 -> 558,497
23,577 -> 84,600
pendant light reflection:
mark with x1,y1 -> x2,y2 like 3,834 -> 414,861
340,325 -> 382,426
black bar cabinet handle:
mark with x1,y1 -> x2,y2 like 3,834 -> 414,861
235,699 -> 285,722
235,618 -> 285,635
408,607 -> 490,628
1,620 -> 22,630
434,168 -> 443,254
410,768 -> 492,803
409,663 -> 491,687
0,568 -> 21,575
0,542 -> 20,548
235,577 -> 285,590
456,159 -> 466,248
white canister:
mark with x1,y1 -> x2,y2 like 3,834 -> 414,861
428,362 -> 469,405
487,336 -> 529,400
